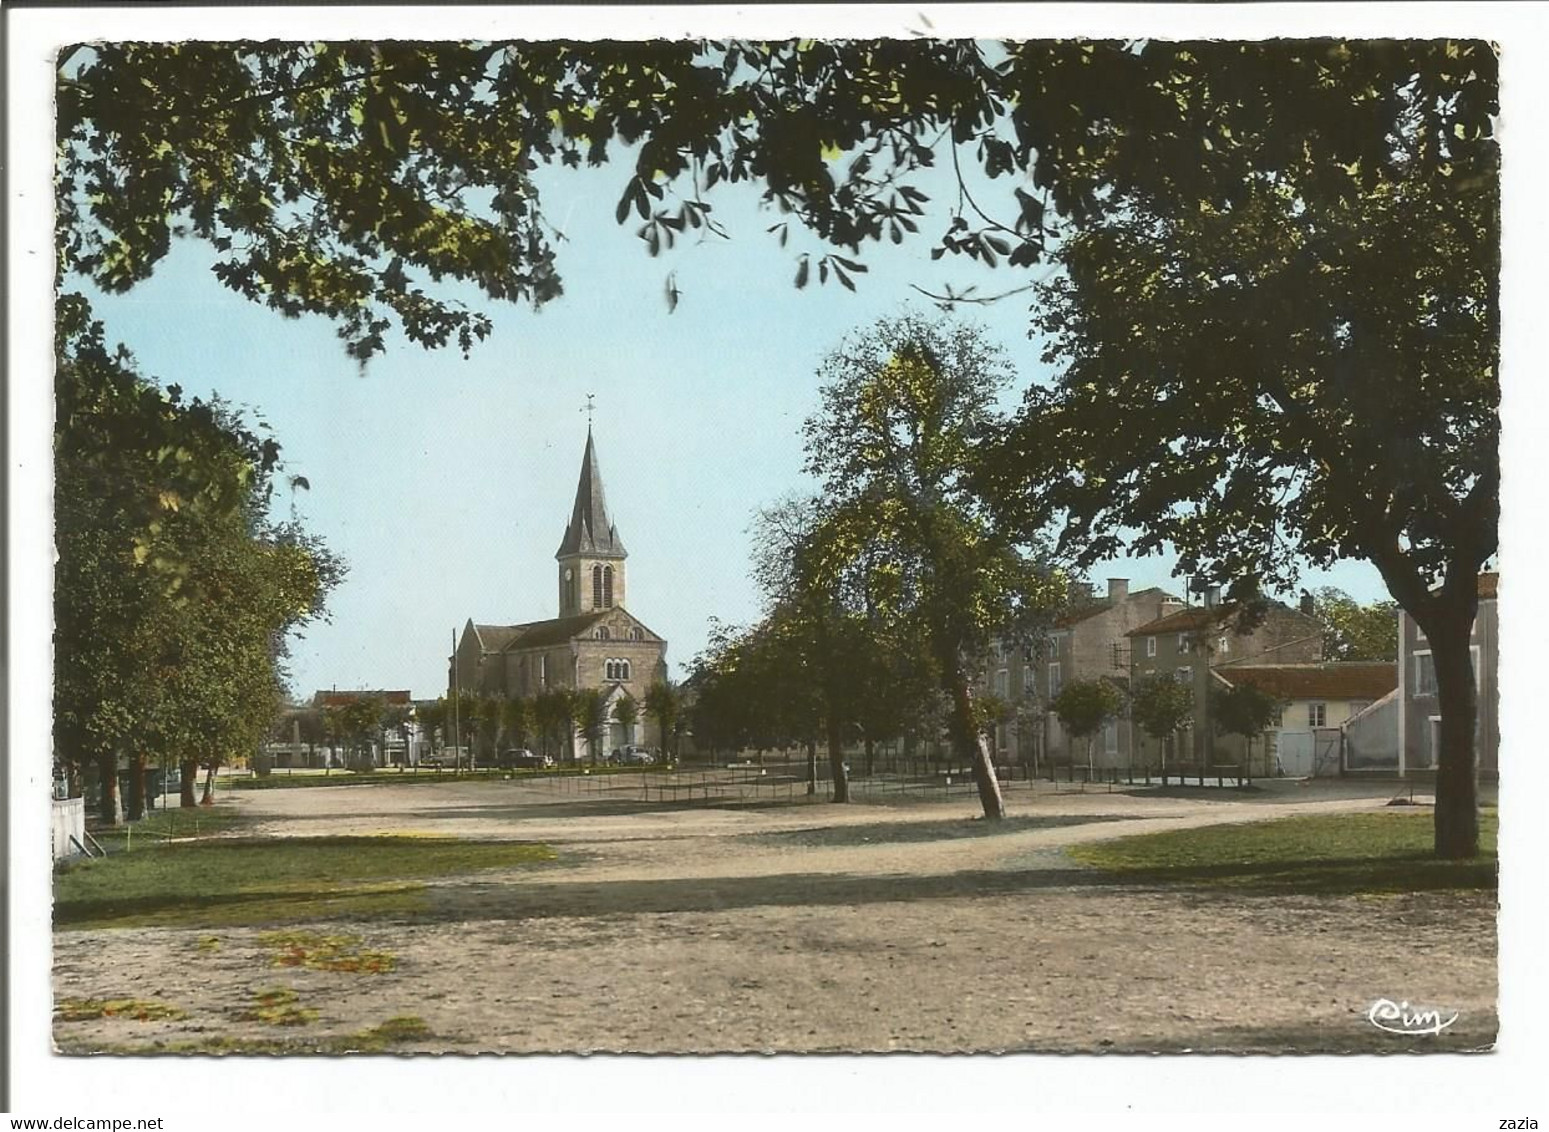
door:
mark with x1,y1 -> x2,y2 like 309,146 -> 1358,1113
1274,730 -> 1315,777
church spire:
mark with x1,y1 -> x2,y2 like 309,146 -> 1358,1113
556,425 -> 627,560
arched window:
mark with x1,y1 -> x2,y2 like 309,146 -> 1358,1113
629,627 -> 643,642
603,659 -> 632,682
595,626 -> 610,641
592,565 -> 603,609
603,564 -> 614,608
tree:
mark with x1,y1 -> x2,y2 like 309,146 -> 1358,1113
1131,678 -> 1194,774
532,690 -> 566,762
643,681 -> 683,764
1212,682 -> 1285,778
500,695 -> 533,758
574,688 -> 609,764
1005,44 -> 1497,856
472,694 -> 501,766
800,314 -> 1065,820
380,702 -> 412,767
1309,587 -> 1399,662
337,697 -> 383,771
536,688 -> 578,763
416,698 -> 447,761
611,694 -> 640,750
54,297 -> 340,817
750,496 -> 906,803
1049,678 -> 1125,774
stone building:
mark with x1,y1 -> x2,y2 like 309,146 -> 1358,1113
983,579 -> 1180,770
449,428 -> 668,759
1126,590 -> 1323,770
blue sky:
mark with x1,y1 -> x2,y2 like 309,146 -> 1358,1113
76,136 -> 1394,701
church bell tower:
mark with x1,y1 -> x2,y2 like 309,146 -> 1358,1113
556,426 -> 628,616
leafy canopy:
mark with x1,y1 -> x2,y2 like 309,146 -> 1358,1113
1131,677 -> 1194,743
1050,677 -> 1124,741
59,40 -> 1494,360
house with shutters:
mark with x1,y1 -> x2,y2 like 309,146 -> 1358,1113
450,427 -> 669,760
983,578 -> 1179,770
1126,590 -> 1324,771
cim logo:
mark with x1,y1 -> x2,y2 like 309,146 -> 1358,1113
1366,997 -> 1460,1036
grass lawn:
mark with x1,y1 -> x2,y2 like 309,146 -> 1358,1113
54,836 -> 557,929
1068,808 -> 1498,895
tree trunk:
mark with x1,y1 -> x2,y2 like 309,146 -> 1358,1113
826,718 -> 849,803
179,758 -> 199,807
806,740 -> 818,796
200,761 -> 217,805
864,736 -> 875,778
96,750 -> 119,825
126,752 -> 147,821
944,668 -> 1005,821
1427,616 -> 1481,859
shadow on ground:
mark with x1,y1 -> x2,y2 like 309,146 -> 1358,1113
741,813 -> 1141,848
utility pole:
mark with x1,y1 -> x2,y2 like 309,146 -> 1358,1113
451,628 -> 461,772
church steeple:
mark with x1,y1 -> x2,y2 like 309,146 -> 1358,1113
557,426 -> 627,560
556,427 -> 628,616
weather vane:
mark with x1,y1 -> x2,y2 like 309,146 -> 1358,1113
583,392 -> 596,428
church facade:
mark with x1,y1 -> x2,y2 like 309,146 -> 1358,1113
449,428 -> 668,759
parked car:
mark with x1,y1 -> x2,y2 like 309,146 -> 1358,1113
506,749 -> 554,769
617,745 -> 655,766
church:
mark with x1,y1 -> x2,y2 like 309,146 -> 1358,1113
449,427 -> 669,758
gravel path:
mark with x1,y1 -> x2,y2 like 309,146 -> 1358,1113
53,778 -> 1496,1054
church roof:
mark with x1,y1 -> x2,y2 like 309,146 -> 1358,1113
471,624 -> 525,652
556,428 -> 627,560
466,609 -> 664,653
505,611 -> 613,650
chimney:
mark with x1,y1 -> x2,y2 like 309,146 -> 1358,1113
1159,598 -> 1184,619
1107,578 -> 1129,604
1068,578 -> 1090,604
1205,585 -> 1221,608
1299,590 -> 1316,618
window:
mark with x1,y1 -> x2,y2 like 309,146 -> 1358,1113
1349,700 -> 1371,717
604,659 -> 633,682
1022,665 -> 1033,694
1048,662 -> 1063,698
629,627 -> 643,642
1176,666 -> 1193,685
603,564 -> 614,608
995,669 -> 1010,698
1177,633 -> 1192,654
1103,720 -> 1118,755
1146,637 -> 1157,658
1308,702 -> 1327,728
592,564 -> 603,609
540,655 -> 548,687
1218,635 -> 1230,655
1412,647 -> 1481,696
595,626 -> 610,641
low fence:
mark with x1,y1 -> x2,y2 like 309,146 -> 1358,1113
518,756 -> 1236,806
